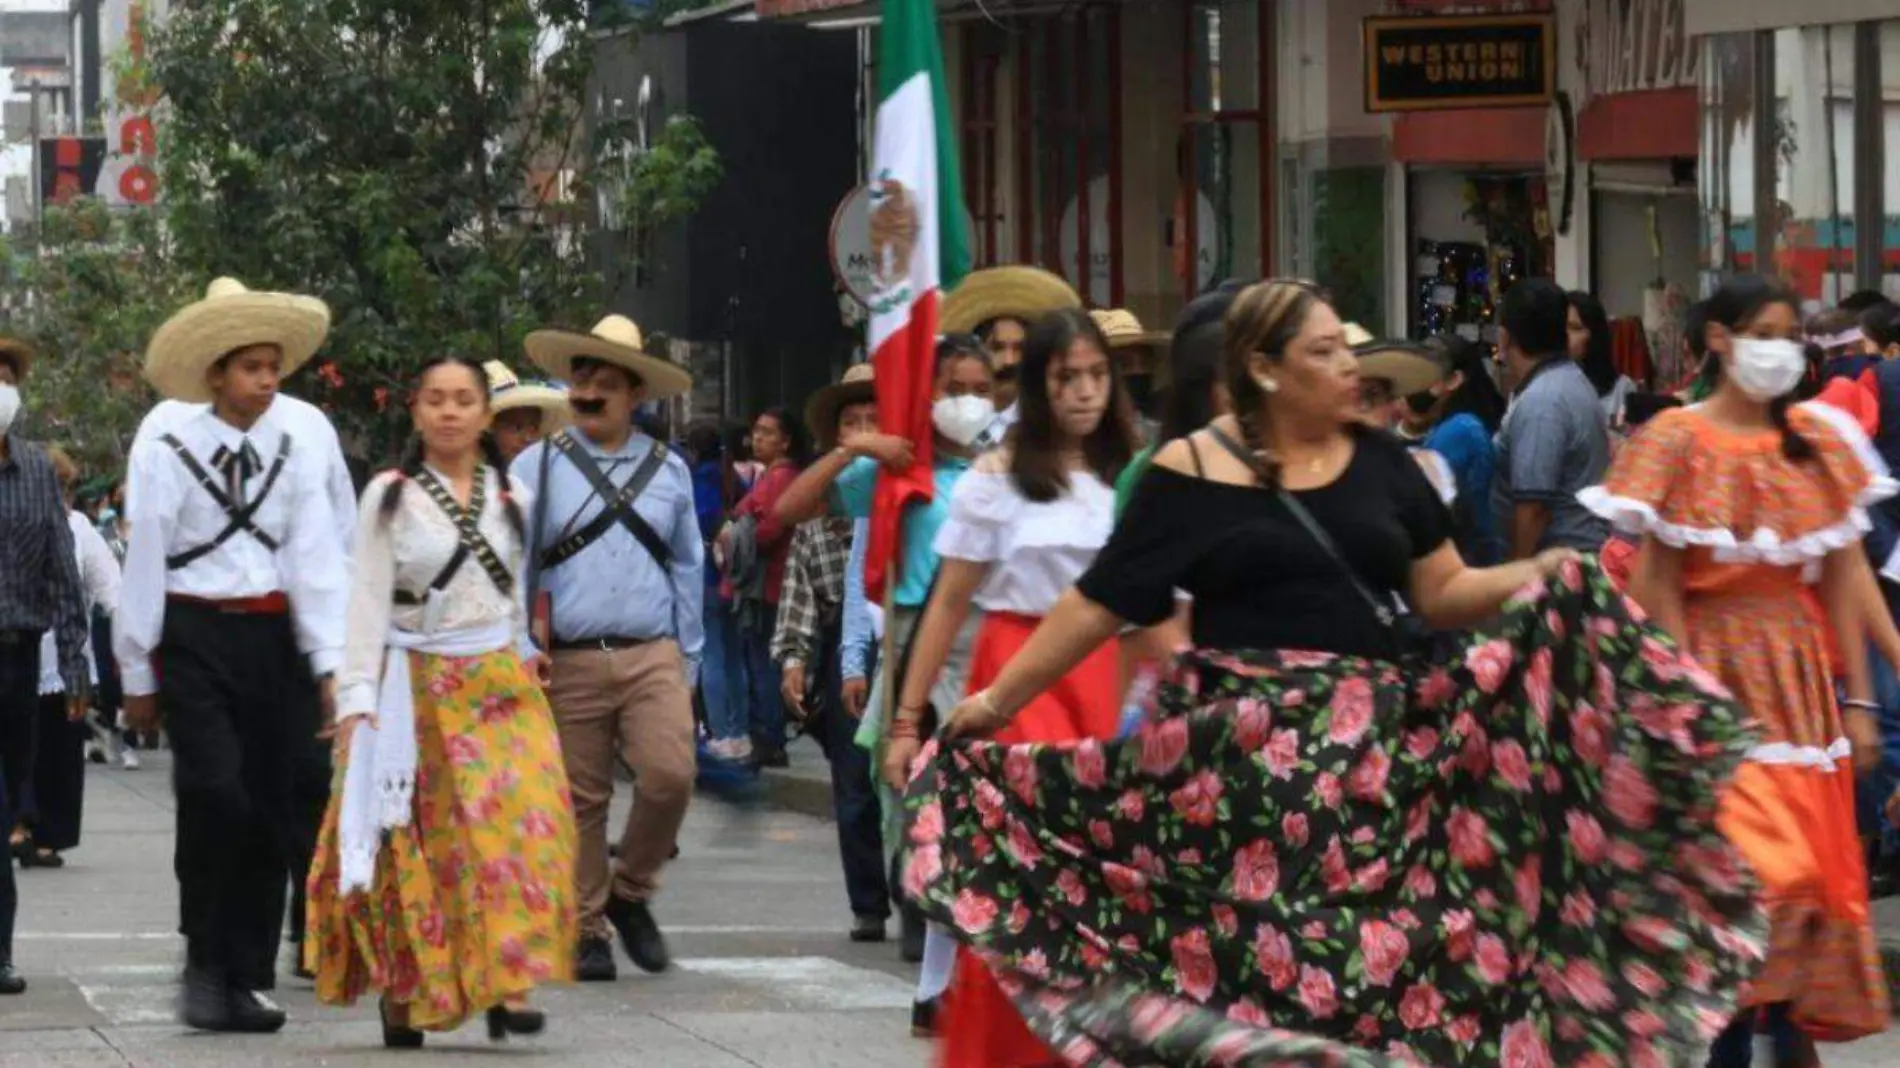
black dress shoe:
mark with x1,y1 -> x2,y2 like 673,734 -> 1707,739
485,1004 -> 547,1041
910,996 -> 940,1038
0,961 -> 25,995
180,966 -> 233,1031
603,895 -> 670,974
224,987 -> 287,1034
381,996 -> 424,1049
850,915 -> 888,943
899,906 -> 925,964
574,934 -> 617,982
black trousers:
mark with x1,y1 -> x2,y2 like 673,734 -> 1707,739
285,705 -> 330,948
0,638 -> 28,961
809,619 -> 889,920
27,693 -> 85,851
158,601 -> 306,989
0,635 -> 40,823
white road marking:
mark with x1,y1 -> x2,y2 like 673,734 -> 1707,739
74,965 -> 178,1026
676,957 -> 913,1011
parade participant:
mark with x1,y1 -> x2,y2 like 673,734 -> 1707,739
772,335 -> 996,1036
774,365 -> 888,941
23,447 -> 119,869
116,278 -> 348,1033
898,307 -> 1136,1067
305,354 -> 577,1047
1400,335 -> 1505,565
936,267 -> 1080,448
1585,274 -> 1895,1064
1348,336 -> 1458,505
483,360 -> 570,465
512,314 -> 702,984
1088,309 -> 1168,444
903,278 -> 1763,1065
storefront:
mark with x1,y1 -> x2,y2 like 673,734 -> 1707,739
1688,1 -> 1900,307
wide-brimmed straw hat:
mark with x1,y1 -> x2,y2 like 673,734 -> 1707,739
1353,337 -> 1446,397
483,360 -> 572,432
805,364 -> 876,451
0,337 -> 33,380
940,266 -> 1082,336
1341,321 -> 1376,349
524,314 -> 693,401
144,278 -> 331,403
1090,309 -> 1169,350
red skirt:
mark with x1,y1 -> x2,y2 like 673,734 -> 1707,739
939,611 -> 1120,1068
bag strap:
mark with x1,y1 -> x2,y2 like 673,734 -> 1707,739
1203,424 -> 1396,629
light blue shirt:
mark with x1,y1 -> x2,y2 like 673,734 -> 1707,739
511,432 -> 706,666
828,454 -> 971,608
840,519 -> 873,681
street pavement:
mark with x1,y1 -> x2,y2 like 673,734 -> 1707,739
9,740 -> 1900,1067
0,741 -> 930,1067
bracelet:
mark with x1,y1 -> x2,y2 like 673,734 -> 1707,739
1842,698 -> 1880,711
973,688 -> 1003,719
889,719 -> 921,740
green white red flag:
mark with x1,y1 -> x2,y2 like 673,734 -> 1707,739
863,0 -> 971,602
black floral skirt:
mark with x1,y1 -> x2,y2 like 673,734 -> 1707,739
901,561 -> 1766,1067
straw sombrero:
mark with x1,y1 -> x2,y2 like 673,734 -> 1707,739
940,266 -> 1082,336
0,337 -> 33,380
806,364 -> 876,451
1342,321 -> 1376,349
1353,337 -> 1446,397
483,360 -> 572,432
1090,309 -> 1169,350
524,315 -> 692,401
144,278 -> 331,403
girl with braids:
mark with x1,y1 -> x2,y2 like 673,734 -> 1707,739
896,279 -> 1764,1066
304,354 -> 578,1048
1585,274 -> 1895,1065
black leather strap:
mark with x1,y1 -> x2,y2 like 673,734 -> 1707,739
159,432 -> 292,570
539,432 -> 673,571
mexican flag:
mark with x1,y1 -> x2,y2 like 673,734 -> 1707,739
864,0 -> 970,602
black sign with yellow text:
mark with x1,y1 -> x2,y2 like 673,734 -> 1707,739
1363,14 -> 1554,113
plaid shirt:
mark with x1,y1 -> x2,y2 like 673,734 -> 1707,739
0,434 -> 88,692
770,517 -> 854,667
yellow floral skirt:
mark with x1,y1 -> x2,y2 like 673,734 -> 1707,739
303,649 -> 578,1031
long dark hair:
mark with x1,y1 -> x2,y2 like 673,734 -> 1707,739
378,354 -> 526,538
1223,279 -> 1328,489
1566,290 -> 1618,397
1009,309 -> 1138,502
1429,335 -> 1507,432
751,406 -> 812,468
1700,274 -> 1813,462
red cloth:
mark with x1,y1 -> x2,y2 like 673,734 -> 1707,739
1610,317 -> 1654,388
1600,536 -> 1637,591
939,611 -> 1120,1068
867,290 -> 942,603
727,461 -> 800,603
1812,373 -> 1881,438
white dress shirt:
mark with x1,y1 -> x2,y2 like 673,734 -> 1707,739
114,405 -> 349,696
931,459 -> 1114,616
129,394 -> 356,559
37,510 -> 120,695
337,467 -> 535,718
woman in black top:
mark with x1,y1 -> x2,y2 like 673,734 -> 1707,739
896,280 -> 1765,1067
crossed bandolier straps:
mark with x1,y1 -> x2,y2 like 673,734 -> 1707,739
394,468 -> 515,605
539,431 -> 673,571
158,432 -> 293,570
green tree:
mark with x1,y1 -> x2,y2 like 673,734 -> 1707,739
147,0 -> 720,456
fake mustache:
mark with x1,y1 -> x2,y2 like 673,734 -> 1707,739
571,397 -> 607,416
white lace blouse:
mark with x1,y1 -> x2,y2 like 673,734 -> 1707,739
931,461 -> 1115,616
337,467 -> 533,717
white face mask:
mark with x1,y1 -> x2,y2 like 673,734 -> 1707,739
931,394 -> 995,447
0,384 -> 19,436
1729,337 -> 1807,402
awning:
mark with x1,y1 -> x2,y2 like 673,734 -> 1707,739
1391,108 -> 1545,166
1577,88 -> 1697,161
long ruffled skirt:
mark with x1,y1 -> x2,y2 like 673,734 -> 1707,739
902,561 -> 1766,1066
304,649 -> 579,1031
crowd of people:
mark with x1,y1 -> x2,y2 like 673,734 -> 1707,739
0,262 -> 1897,1067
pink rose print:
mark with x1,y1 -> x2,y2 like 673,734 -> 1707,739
910,800 -> 945,845
1296,964 -> 1340,1019
1404,726 -> 1440,760
1281,812 -> 1310,848
1321,838 -> 1352,894
1499,1019 -> 1554,1068
1262,729 -> 1301,780
1280,688 -> 1307,707
1233,699 -> 1274,752
1327,677 -> 1375,745
974,780 -> 1007,831
1170,928 -> 1217,1003
1138,717 -> 1190,776
1559,890 -> 1597,928
1226,999 -> 1270,1027
446,734 -> 484,767
1403,863 -> 1437,900
1104,863 -> 1154,915
1474,933 -> 1513,986
1513,856 -> 1542,920
1349,746 -> 1392,801
1638,635 -> 1683,680
1357,918 -> 1410,987
1252,923 -> 1297,991
1491,739 -> 1533,792
1056,868 -> 1087,907
1005,818 -> 1044,870
902,844 -> 942,899
1398,982 -> 1446,1030
1229,839 -> 1280,902
1571,703 -> 1610,768
1071,741 -> 1107,789
1565,810 -> 1607,864
1007,900 -> 1030,936
1088,819 -> 1115,850
1315,772 -> 1344,810
1416,669 -> 1456,710
1003,747 -> 1039,804
1212,904 -> 1238,938
1116,789 -> 1146,822
1446,1015 -> 1482,1045
951,889 -> 1000,933
519,808 -> 559,839
1622,960 -> 1665,998
1525,648 -> 1554,725
1446,807 -> 1496,869
1561,959 -> 1614,1011
1468,638 -> 1515,694
1169,770 -> 1224,827
1352,857 -> 1391,893
1604,754 -> 1659,829
1442,908 -> 1474,962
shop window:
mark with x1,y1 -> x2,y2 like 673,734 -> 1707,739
1698,33 -> 1759,280
1883,21 -> 1900,300
1183,0 -> 1270,301
1769,25 -> 1858,307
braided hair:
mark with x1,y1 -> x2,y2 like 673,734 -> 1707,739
1222,279 -> 1328,488
1700,274 -> 1814,463
377,354 -> 528,538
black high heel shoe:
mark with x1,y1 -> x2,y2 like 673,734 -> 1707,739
380,997 -> 423,1049
485,1004 -> 546,1041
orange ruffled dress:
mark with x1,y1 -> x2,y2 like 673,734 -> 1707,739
1580,403 -> 1893,1041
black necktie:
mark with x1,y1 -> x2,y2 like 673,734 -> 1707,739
211,440 -> 261,511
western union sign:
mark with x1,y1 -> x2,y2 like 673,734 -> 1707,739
1363,14 -> 1556,113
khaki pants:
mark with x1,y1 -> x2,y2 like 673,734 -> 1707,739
549,640 -> 696,937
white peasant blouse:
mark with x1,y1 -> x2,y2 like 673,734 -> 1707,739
931,461 -> 1116,616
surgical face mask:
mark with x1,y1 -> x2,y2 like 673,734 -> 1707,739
1729,337 -> 1807,402
0,384 -> 19,436
931,394 -> 995,447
